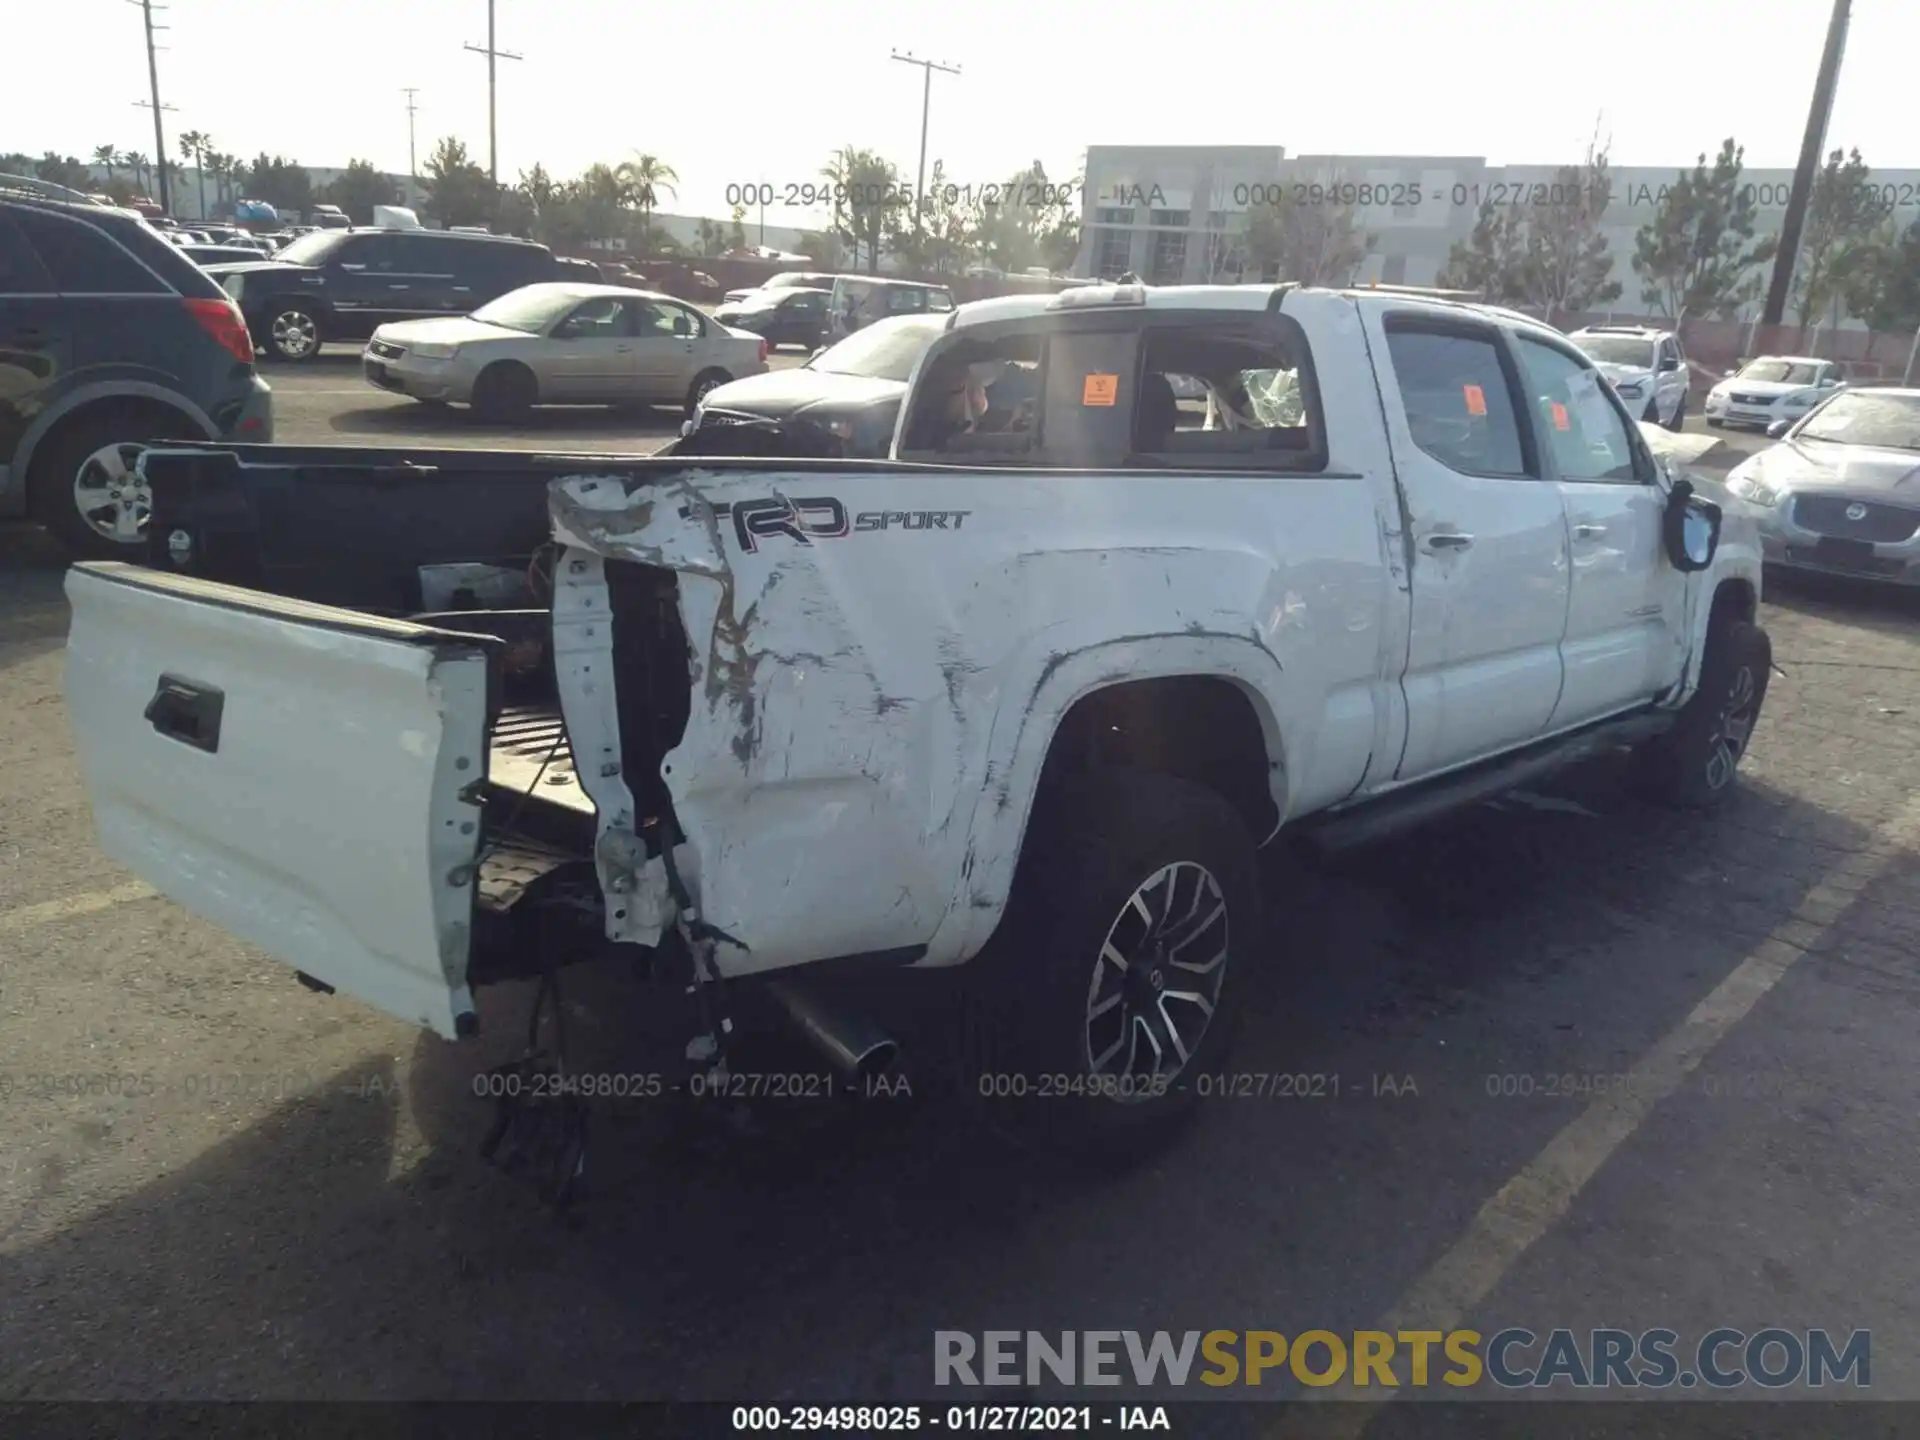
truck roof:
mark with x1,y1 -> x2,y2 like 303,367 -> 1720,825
949,281 -> 1565,341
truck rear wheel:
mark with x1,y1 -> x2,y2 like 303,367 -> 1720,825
964,771 -> 1261,1163
1636,619 -> 1771,809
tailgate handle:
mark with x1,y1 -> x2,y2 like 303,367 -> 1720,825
144,674 -> 225,754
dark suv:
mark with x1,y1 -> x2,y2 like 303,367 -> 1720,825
205,228 -> 562,362
0,182 -> 273,558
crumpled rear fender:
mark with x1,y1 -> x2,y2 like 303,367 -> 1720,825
545,466 -> 1369,976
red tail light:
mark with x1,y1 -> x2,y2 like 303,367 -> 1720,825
184,296 -> 254,364
758,337 -> 769,363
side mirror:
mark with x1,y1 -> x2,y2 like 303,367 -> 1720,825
1658,357 -> 1679,372
673,317 -> 692,337
1819,376 -> 1839,388
1767,419 -> 1793,439
1662,478 -> 1722,573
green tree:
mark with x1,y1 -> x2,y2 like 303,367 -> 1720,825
242,153 -> 314,214
1791,147 -> 1893,344
1520,140 -> 1624,323
729,202 -> 749,253
322,159 -> 400,224
1243,173 -> 1373,287
968,159 -> 1080,276
889,159 -> 976,275
1438,202 -> 1533,300
696,217 -> 726,257
1841,217 -> 1920,364
819,147 -> 907,273
92,144 -> 118,188
791,228 -> 842,267
619,153 -> 677,254
120,151 -> 151,195
421,137 -> 495,228
1629,138 -> 1776,319
34,152 -> 95,190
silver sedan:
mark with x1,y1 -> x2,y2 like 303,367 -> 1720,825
362,282 -> 769,422
1721,387 -> 1920,585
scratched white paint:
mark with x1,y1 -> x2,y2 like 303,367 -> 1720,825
551,290 -> 1761,980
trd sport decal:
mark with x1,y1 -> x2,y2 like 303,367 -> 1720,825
680,497 -> 972,552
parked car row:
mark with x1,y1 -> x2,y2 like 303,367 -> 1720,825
363,282 -> 770,421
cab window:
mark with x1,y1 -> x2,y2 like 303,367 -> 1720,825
554,296 -> 634,340
1512,336 -> 1643,483
1383,323 -> 1534,478
1131,322 -> 1321,470
898,332 -> 1045,460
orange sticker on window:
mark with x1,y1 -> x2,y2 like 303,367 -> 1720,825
1083,373 -> 1119,407
1551,400 -> 1571,431
1463,384 -> 1488,416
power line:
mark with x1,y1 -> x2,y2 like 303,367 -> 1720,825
463,0 -> 523,188
890,51 -> 960,233
128,0 -> 173,212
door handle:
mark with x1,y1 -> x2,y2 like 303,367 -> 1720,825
1422,532 -> 1475,551
6,327 -> 48,343
453,286 -> 472,293
1573,523 -> 1608,540
388,285 -> 409,291
144,674 -> 224,754
615,345 -> 632,353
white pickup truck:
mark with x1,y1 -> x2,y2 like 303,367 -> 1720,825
65,282 -> 1768,1169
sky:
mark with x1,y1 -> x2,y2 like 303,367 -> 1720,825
7,0 -> 1917,231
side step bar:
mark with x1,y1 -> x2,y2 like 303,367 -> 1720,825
1301,709 -> 1673,855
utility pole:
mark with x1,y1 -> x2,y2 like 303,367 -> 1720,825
129,0 -> 172,212
890,50 -> 960,232
1761,0 -> 1852,327
403,88 -> 421,201
464,0 -> 522,188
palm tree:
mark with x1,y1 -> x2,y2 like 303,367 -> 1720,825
618,153 -> 677,255
121,151 -> 149,196
178,130 -> 208,220
820,145 -> 860,267
92,145 -> 117,188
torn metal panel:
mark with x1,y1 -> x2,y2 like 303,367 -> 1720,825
547,463 -> 1391,979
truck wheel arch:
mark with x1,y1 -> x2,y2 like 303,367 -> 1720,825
942,638 -> 1290,961
15,383 -> 216,496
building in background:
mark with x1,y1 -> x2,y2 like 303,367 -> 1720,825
1072,144 -> 1920,332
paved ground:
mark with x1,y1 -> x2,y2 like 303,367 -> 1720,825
3,389 -> 1919,1418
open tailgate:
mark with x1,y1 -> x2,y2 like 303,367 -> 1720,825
64,561 -> 497,1039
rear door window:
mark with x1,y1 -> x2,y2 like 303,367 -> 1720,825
0,213 -> 54,293
1382,325 -> 1531,479
12,209 -> 168,294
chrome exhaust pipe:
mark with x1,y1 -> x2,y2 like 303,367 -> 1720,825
765,979 -> 899,1083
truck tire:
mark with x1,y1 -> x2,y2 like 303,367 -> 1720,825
963,770 -> 1261,1163
1636,619 -> 1771,809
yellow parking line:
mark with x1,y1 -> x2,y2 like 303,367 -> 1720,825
1287,790 -> 1920,1435
0,881 -> 156,936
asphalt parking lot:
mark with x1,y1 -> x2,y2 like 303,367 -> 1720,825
4,378 -> 1920,1419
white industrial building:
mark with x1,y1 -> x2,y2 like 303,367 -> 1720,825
1071,144 -> 1920,328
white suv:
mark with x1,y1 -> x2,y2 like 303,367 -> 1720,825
1568,324 -> 1691,431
